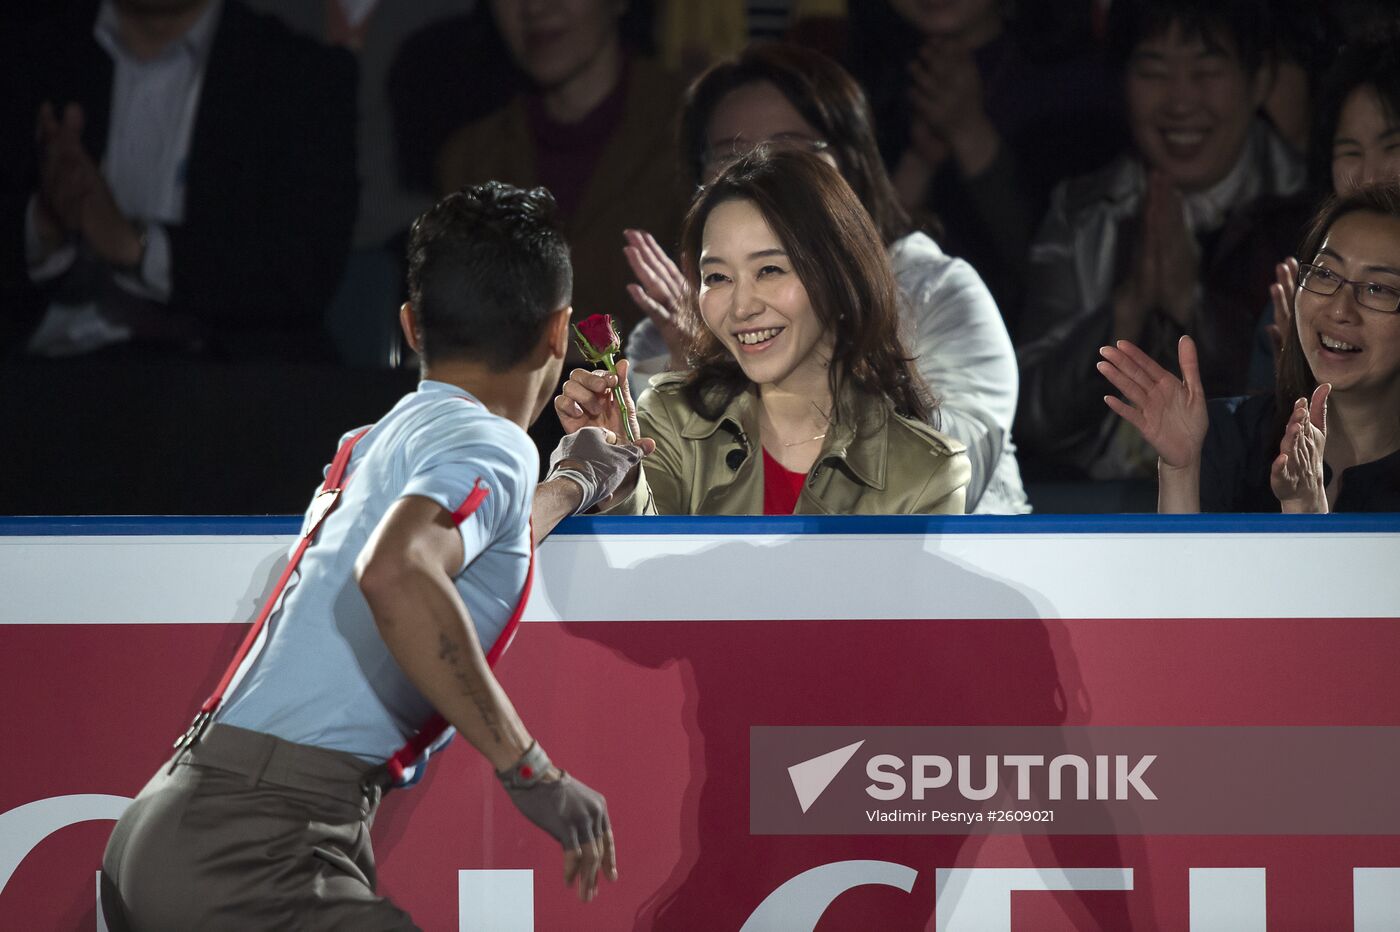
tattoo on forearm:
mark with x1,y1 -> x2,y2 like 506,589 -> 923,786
437,631 -> 503,743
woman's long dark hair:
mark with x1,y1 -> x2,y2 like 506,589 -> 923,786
678,148 -> 932,425
677,42 -> 913,247
1276,181 -> 1400,439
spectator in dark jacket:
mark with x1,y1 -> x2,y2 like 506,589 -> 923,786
847,0 -> 1124,319
1014,0 -> 1310,481
1,0 -> 357,360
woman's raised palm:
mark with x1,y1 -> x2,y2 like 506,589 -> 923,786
1098,336 -> 1208,468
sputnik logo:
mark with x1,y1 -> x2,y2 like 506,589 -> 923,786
788,740 -> 865,813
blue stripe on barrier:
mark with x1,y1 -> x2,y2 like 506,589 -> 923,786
553,513 -> 1400,534
2,513 -> 1399,536
0,516 -> 302,535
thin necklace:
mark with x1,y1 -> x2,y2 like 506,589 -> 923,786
774,400 -> 831,447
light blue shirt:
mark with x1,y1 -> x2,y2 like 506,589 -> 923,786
218,381 -> 536,764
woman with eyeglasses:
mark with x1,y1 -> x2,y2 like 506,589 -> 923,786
1099,181 -> 1400,513
555,148 -> 971,515
1251,38 -> 1400,387
622,42 -> 1029,513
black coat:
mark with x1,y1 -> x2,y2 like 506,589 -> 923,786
0,0 -> 357,358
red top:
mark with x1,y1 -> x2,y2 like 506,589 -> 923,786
762,448 -> 808,515
526,60 -> 629,221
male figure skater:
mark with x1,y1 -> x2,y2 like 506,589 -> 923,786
100,182 -> 651,928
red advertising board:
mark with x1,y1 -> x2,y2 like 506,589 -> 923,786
2,515 -> 1399,930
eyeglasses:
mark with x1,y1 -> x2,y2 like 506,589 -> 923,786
1297,263 -> 1400,314
702,133 -> 831,174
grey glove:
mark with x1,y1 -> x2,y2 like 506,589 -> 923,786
499,742 -> 611,850
547,426 -> 645,513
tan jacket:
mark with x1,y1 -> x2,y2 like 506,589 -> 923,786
434,59 -> 688,333
607,373 -> 970,515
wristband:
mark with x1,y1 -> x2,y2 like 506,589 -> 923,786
497,740 -> 552,789
545,427 -> 645,514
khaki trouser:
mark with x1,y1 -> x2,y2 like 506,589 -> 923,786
101,723 -> 418,931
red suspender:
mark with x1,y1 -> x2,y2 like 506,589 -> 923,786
172,426 -> 373,756
383,515 -> 536,784
452,477 -> 491,525
171,393 -> 533,786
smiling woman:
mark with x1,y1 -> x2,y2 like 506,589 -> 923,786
554,149 -> 971,515
622,42 -> 1029,513
1098,181 -> 1400,513
1316,40 -> 1400,195
695,198 -> 833,409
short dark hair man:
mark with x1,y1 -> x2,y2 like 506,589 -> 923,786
99,182 -> 652,927
1015,0 -> 1309,481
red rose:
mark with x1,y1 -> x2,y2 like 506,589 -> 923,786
567,312 -> 635,441
574,314 -> 620,356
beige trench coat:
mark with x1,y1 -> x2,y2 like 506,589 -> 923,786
606,373 -> 970,515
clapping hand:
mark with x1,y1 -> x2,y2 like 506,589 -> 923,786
35,101 -> 92,245
1148,175 -> 1201,327
906,39 -> 997,175
623,229 -> 691,369
35,100 -> 143,268
1098,335 -> 1208,468
1114,174 -> 1201,339
1265,257 -> 1300,360
1271,383 -> 1330,513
